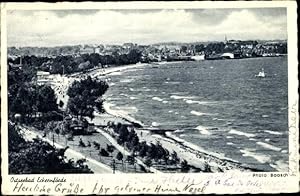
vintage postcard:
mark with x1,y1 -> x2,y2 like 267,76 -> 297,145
1,1 -> 299,195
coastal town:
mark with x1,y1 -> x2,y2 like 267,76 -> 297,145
8,38 -> 287,63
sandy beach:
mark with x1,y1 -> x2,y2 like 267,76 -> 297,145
135,129 -> 252,172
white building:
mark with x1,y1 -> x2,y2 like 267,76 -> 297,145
191,54 -> 205,61
37,71 -> 51,85
221,53 -> 235,59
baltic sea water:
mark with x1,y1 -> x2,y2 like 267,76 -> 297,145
103,56 -> 288,171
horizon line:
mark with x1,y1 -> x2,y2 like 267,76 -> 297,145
8,38 -> 288,48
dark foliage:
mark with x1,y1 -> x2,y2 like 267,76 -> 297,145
110,124 -> 180,167
99,148 -> 109,157
8,124 -> 93,174
116,152 -> 123,161
67,76 -> 109,119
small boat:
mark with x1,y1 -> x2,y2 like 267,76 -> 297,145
255,68 -> 266,78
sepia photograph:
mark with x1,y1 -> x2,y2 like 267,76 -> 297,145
1,1 -> 298,195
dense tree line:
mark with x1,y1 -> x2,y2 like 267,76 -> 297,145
8,45 -> 81,57
8,49 -> 142,75
8,123 -> 93,174
8,66 -> 59,122
9,83 -> 58,120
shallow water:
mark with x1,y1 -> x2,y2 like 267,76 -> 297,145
103,56 -> 288,171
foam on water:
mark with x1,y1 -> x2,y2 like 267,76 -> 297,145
256,141 -> 281,151
140,88 -> 151,92
120,79 -> 134,83
229,129 -> 255,138
195,125 -> 212,135
170,95 -> 196,100
185,99 -> 218,105
190,110 -> 207,116
151,122 -> 159,127
122,106 -> 138,111
166,131 -> 237,162
240,149 -> 271,164
165,81 -> 181,84
281,149 -> 288,153
103,102 -> 144,126
174,129 -> 185,133
186,100 -> 200,104
105,57 -> 288,171
263,130 -> 283,135
108,72 -> 122,76
152,97 -> 164,102
120,93 -> 128,97
269,160 -> 288,172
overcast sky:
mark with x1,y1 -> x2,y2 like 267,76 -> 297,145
7,8 -> 287,47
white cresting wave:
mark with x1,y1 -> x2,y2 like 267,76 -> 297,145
190,110 -> 214,116
256,141 -> 282,152
103,102 -> 145,127
185,100 -> 216,105
195,125 -> 212,135
151,122 -> 159,127
120,79 -> 134,83
190,110 -> 206,116
263,130 -> 284,135
108,71 -> 122,76
152,97 -> 164,102
174,129 -> 185,133
269,160 -> 289,172
240,149 -> 271,164
229,129 -> 256,138
170,95 -> 196,100
166,131 -> 237,162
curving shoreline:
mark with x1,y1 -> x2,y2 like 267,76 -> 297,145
46,62 -> 257,172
